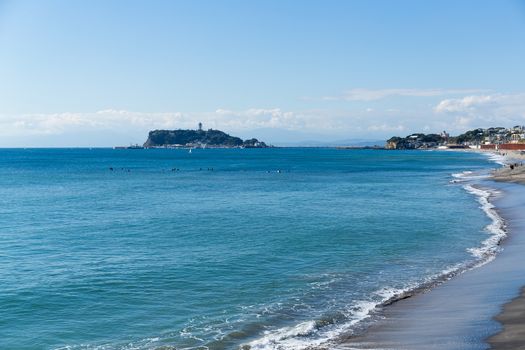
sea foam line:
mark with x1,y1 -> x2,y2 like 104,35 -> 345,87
463,184 -> 506,264
486,152 -> 506,166
56,186 -> 508,350
243,182 -> 508,350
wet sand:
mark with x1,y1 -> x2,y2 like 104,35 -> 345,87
488,151 -> 525,349
493,165 -> 525,185
465,150 -> 525,350
339,180 -> 525,350
491,150 -> 525,184
488,287 -> 525,350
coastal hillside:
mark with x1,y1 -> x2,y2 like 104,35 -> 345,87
386,133 -> 445,150
143,128 -> 269,148
386,126 -> 525,150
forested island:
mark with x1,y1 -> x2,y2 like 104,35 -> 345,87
143,126 -> 269,148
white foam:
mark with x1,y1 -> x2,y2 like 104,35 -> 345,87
450,171 -> 490,183
245,320 -> 322,350
244,302 -> 374,350
243,283 -> 426,350
244,180 -> 508,350
452,171 -> 473,178
463,184 -> 506,262
485,152 -> 506,166
461,151 -> 507,261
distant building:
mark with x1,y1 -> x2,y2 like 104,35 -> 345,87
510,133 -> 524,143
198,122 -> 203,131
512,125 -> 525,133
440,130 -> 449,144
386,126 -> 525,150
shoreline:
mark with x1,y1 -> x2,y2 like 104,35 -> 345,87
488,287 -> 525,349
336,149 -> 525,349
339,181 -> 525,349
486,151 -> 525,349
477,149 -> 525,185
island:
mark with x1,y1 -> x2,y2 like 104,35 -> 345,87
142,124 -> 269,149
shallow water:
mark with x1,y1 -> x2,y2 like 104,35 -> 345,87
0,148 -> 497,349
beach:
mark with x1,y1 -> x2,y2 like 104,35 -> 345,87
492,150 -> 525,185
339,149 -> 525,350
487,151 -> 525,349
488,287 -> 525,349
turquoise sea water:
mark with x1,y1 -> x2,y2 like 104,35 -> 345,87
0,148 -> 497,350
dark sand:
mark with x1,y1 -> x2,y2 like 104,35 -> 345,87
493,166 -> 525,185
488,288 -> 525,350
339,180 -> 525,350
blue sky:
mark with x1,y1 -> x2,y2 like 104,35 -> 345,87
1,0 -> 524,146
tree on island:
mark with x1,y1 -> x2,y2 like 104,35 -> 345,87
143,128 -> 268,148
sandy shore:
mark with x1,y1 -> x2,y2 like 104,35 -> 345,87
467,149 -> 525,349
452,149 -> 525,186
488,287 -> 525,349
492,164 -> 525,185
486,150 -> 525,349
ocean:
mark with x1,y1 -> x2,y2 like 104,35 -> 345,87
0,148 -> 500,349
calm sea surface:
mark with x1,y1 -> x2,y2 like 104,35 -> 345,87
0,148 -> 496,349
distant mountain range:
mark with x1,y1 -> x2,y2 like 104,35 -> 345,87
234,128 -> 386,147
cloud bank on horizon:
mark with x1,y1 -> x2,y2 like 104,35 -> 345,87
2,90 -> 525,147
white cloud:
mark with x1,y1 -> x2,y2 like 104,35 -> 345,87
324,88 -> 490,101
0,110 -> 190,137
367,123 -> 406,132
433,93 -> 525,129
434,95 -> 495,113
0,106 -> 414,145
2,91 -> 525,146
0,108 -> 324,137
